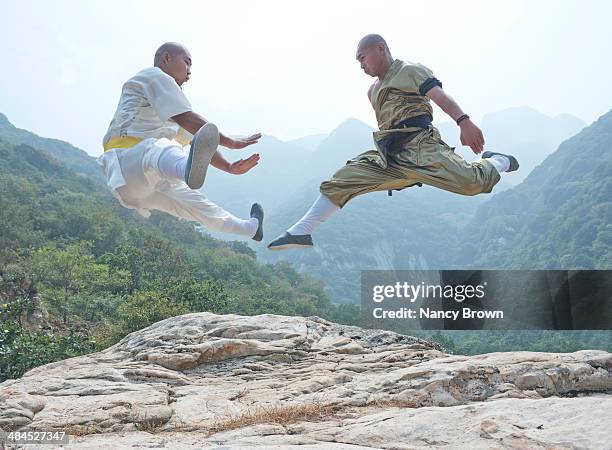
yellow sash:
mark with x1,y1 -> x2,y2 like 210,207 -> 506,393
103,134 -> 191,152
103,136 -> 143,152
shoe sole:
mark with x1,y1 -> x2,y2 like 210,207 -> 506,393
251,204 -> 264,242
268,243 -> 314,251
186,123 -> 219,189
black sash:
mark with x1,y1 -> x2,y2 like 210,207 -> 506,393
393,114 -> 433,130
378,114 -> 432,196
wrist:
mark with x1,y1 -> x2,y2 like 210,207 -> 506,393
219,133 -> 234,149
456,114 -> 470,126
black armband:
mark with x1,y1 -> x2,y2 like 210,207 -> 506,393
419,77 -> 443,96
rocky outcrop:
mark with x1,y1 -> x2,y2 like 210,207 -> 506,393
1,313 -> 610,449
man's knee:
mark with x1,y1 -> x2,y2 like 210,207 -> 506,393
452,165 -> 501,196
462,183 -> 485,196
319,180 -> 339,197
461,180 -> 497,196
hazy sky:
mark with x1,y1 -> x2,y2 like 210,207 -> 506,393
1,0 -> 610,156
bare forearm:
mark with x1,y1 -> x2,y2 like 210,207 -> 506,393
427,86 -> 484,152
436,94 -> 464,122
426,86 -> 465,122
211,151 -> 231,172
171,111 -> 235,148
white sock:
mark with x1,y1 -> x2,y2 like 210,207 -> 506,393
158,146 -> 188,181
483,154 -> 510,173
287,194 -> 339,236
226,217 -> 259,237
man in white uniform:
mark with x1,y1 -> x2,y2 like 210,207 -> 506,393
98,42 -> 264,241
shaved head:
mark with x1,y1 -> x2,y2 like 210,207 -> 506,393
154,42 -> 189,67
355,34 -> 394,78
153,42 -> 192,86
358,34 -> 390,52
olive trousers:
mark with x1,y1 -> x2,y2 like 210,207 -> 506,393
320,126 -> 501,208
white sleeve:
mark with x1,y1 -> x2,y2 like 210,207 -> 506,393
141,69 -> 192,121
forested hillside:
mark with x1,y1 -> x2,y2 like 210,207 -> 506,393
0,137 -> 358,381
454,108 -> 612,269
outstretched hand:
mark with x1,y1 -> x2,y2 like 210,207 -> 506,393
228,133 -> 262,150
228,153 -> 260,175
459,120 -> 485,154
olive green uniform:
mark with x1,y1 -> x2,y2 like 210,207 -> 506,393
320,59 -> 501,208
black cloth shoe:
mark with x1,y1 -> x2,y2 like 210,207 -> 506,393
185,123 -> 219,189
267,232 -> 314,250
482,151 -> 520,172
250,203 -> 264,242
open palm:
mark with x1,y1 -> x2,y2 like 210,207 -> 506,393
231,133 -> 262,150
229,153 -> 260,174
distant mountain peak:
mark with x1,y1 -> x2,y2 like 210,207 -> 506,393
335,117 -> 374,130
482,107 -> 586,128
0,112 -> 11,125
287,133 -> 329,152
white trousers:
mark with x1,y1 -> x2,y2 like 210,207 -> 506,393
97,138 -> 257,237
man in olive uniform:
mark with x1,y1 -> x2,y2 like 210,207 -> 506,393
268,34 -> 518,250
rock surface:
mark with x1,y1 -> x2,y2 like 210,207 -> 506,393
1,313 -> 610,449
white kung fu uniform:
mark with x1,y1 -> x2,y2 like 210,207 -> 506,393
98,67 -> 257,237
